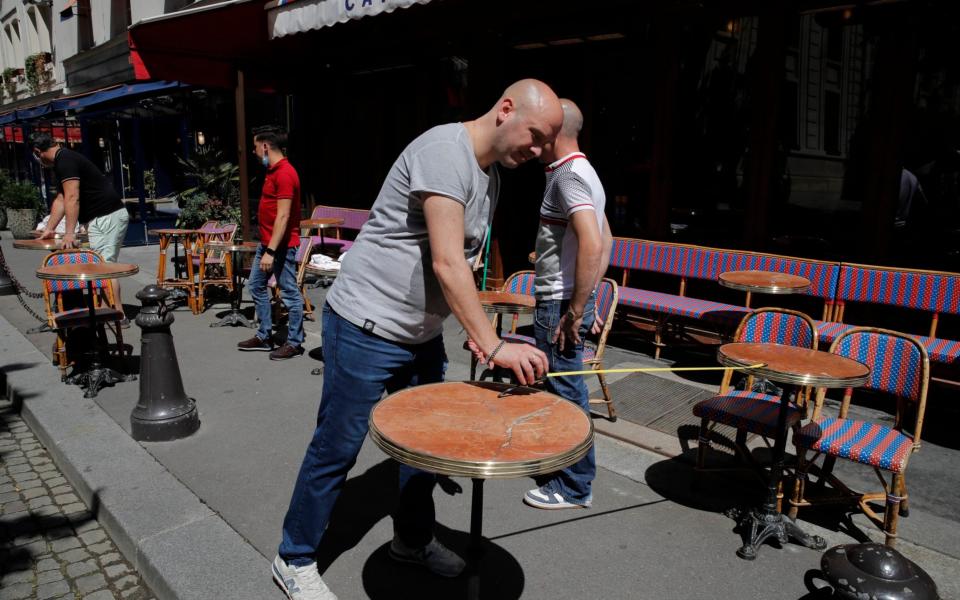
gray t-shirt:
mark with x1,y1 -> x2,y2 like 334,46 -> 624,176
326,123 -> 499,344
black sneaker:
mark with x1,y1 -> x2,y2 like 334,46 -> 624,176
270,343 -> 305,361
238,336 -> 272,352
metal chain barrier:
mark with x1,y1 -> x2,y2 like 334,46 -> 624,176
0,246 -> 48,324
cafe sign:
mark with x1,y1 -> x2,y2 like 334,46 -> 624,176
267,0 -> 434,39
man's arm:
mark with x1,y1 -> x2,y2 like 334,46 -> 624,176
556,210 -> 603,349
591,214 -> 614,335
40,193 -> 66,239
60,180 -> 80,248
259,197 -> 293,272
424,195 -> 547,384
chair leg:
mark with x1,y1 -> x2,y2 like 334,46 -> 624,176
596,371 -> 616,421
883,472 -> 905,548
788,448 -> 809,520
696,417 -> 711,470
816,454 -> 838,489
898,480 -> 910,517
470,355 -> 478,381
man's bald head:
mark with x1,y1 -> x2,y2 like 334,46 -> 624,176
558,99 -> 583,139
477,78 -> 563,169
498,79 -> 563,123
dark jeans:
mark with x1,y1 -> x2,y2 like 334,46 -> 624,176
247,244 -> 304,347
533,294 -> 596,504
278,303 -> 445,565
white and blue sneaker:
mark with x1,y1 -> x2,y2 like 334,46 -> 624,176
272,555 -> 338,600
388,536 -> 466,578
523,484 -> 592,510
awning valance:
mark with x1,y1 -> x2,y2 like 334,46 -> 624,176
266,0 -> 434,39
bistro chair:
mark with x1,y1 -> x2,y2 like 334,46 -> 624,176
41,250 -> 126,380
469,270 -> 536,380
788,327 -> 929,548
583,278 -> 620,421
692,308 -> 818,473
269,237 -> 316,321
195,222 -> 238,313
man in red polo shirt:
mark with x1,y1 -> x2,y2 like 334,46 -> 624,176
238,126 -> 305,360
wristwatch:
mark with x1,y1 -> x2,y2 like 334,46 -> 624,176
263,247 -> 276,257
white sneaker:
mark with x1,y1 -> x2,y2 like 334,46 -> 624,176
272,555 -> 338,600
523,484 -> 592,510
388,536 -> 466,578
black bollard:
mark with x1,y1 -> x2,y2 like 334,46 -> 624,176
130,285 -> 200,441
821,543 -> 939,600
0,248 -> 16,296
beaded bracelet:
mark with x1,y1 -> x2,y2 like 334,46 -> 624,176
486,339 -> 506,364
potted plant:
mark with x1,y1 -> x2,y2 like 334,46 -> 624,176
24,53 -> 51,95
2,67 -> 18,100
1,178 -> 45,239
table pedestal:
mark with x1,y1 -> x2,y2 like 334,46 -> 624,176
65,280 -> 136,398
468,478 -> 484,600
732,382 -> 825,559
210,249 -> 253,328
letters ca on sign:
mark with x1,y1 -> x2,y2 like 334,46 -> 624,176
344,0 -> 389,11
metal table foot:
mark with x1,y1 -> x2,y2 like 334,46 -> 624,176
66,365 -> 136,399
732,507 -> 826,560
210,309 -> 253,328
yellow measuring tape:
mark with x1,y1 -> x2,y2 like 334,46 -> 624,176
545,363 -> 766,378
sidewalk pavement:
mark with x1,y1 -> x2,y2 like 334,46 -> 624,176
0,399 -> 156,600
1,236 -> 958,600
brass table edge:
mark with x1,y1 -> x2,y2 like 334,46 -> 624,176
718,279 -> 811,295
717,348 -> 869,389
36,265 -> 140,281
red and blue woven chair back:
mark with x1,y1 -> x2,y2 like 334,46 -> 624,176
595,279 -> 616,325
503,271 -> 535,296
736,308 -> 816,348
43,251 -> 106,293
832,328 -> 926,401
836,264 -> 960,315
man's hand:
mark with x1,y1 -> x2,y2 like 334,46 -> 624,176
590,305 -> 604,336
38,229 -> 56,240
553,309 -> 583,351
259,252 -> 274,272
61,232 -> 77,249
489,342 -> 548,385
466,338 -> 486,363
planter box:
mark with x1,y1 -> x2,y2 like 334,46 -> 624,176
7,208 -> 37,239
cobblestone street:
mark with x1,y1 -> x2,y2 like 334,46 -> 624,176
0,400 -> 155,600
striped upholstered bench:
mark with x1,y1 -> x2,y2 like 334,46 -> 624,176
611,238 -> 750,358
815,263 -> 960,366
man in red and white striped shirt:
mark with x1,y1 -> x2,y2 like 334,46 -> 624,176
526,99 -> 613,510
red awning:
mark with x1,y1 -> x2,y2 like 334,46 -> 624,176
128,0 -> 271,89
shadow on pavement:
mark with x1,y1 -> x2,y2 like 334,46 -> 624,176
0,491 -> 101,573
361,527 -> 524,600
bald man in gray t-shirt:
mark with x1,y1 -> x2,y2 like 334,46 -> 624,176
327,123 -> 499,343
273,80 -> 563,600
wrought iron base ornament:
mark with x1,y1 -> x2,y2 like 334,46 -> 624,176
821,543 -> 939,600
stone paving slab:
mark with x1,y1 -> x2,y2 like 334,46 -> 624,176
0,402 -> 154,600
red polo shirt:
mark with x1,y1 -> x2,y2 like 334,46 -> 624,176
258,157 -> 301,248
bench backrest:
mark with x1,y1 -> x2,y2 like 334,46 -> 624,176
836,263 -> 960,315
611,237 -> 840,301
310,205 -> 370,231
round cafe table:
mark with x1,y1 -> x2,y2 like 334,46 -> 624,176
13,238 -> 89,251
36,262 -> 140,398
717,342 -> 870,559
719,270 -> 810,308
300,217 -> 344,253
206,241 -> 259,328
369,381 -> 593,600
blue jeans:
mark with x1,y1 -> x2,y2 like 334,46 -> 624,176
247,244 -> 304,347
279,304 -> 445,565
533,294 -> 596,504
